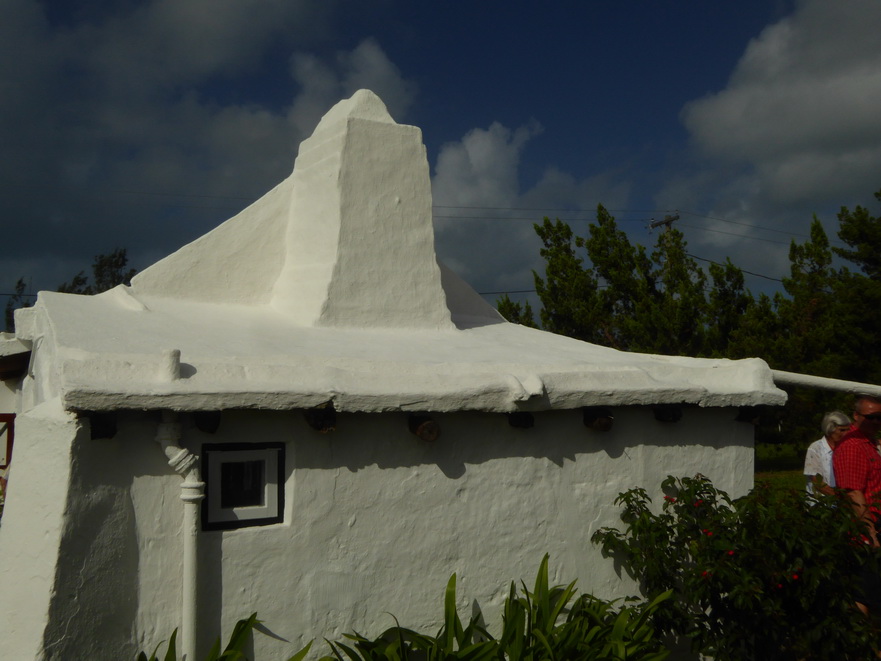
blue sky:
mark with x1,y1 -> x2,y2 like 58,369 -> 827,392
3,0 -> 881,311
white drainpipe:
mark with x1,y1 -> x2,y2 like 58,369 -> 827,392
772,369 -> 881,397
156,410 -> 204,661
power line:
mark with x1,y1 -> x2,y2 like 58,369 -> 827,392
434,214 -> 646,223
0,185 -> 672,214
2,184 -> 836,246
679,210 -> 808,238
433,205 -> 673,213
478,246 -> 787,296
677,222 -> 793,246
437,206 -> 846,253
0,183 -> 845,241
0,187 -> 844,283
436,205 -> 849,250
679,210 -> 850,251
686,253 -> 783,283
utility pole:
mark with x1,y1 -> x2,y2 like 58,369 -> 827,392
649,212 -> 680,232
649,213 -> 681,287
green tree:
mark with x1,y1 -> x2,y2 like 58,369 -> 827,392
518,187 -> 881,448
833,188 -> 881,280
640,227 -> 708,356
57,248 -> 137,295
495,294 -> 538,327
769,220 -> 853,445
582,205 -> 655,351
726,293 -> 779,361
530,208 -> 714,356
775,218 -> 842,375
531,217 -> 605,343
705,258 -> 754,358
831,188 -> 881,384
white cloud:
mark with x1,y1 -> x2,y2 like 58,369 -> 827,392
289,38 -> 417,138
651,0 -> 881,293
337,39 -> 416,120
432,122 -> 541,207
431,122 -> 543,291
525,167 -> 632,214
70,0 -> 335,94
682,0 -> 881,204
0,1 -> 415,296
430,121 -> 635,299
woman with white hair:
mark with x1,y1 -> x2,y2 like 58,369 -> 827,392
804,410 -> 851,495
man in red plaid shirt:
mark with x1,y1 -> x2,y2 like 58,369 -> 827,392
833,394 -> 881,615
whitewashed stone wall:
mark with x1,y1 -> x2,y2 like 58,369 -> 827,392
1,405 -> 753,659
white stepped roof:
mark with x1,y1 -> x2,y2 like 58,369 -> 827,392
14,90 -> 786,413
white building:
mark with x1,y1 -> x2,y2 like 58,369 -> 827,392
0,90 -> 785,660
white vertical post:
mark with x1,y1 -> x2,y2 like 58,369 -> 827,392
180,467 -> 205,661
155,411 -> 203,661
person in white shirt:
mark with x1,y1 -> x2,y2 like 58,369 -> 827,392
804,410 -> 851,496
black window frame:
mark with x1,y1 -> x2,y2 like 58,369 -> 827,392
201,442 -> 285,531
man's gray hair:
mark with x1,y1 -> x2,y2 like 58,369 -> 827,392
822,410 -> 850,437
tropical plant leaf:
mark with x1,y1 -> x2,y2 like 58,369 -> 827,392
205,636 -> 222,661
443,572 -> 463,652
224,612 -> 260,654
163,629 -> 178,661
285,640 -> 313,661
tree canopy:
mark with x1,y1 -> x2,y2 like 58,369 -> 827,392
56,247 -> 137,296
498,188 -> 881,445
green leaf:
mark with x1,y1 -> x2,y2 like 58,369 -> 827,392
332,640 -> 362,661
443,572 -> 463,652
204,638 -> 222,661
531,628 -> 553,658
223,612 -> 259,654
319,637 -> 346,661
285,640 -> 313,661
163,629 -> 177,661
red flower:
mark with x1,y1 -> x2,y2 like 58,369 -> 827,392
792,574 -> 799,580
694,499 -> 704,507
664,496 -> 677,503
727,550 -> 735,556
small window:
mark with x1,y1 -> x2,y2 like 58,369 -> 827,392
221,460 -> 265,508
202,442 -> 284,531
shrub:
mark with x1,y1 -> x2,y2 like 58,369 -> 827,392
592,475 -> 880,660
137,613 -> 311,661
139,558 -> 669,660
321,555 -> 671,660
